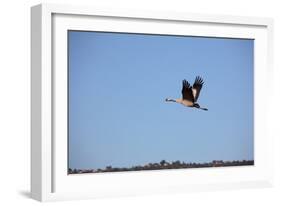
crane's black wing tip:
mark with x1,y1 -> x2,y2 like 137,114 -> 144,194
195,76 -> 204,85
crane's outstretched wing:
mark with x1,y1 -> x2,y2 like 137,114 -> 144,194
182,80 -> 194,103
192,76 -> 204,102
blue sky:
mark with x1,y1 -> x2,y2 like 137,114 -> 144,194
68,31 -> 254,170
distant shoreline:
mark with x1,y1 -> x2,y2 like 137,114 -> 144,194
69,160 -> 254,174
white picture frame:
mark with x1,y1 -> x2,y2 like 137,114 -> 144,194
31,3 -> 274,202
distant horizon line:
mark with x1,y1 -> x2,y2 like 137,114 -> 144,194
68,159 -> 254,174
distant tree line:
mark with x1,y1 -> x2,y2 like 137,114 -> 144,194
68,159 -> 254,174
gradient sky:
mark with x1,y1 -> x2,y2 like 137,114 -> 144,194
68,31 -> 254,170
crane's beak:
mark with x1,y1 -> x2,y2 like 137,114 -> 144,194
165,98 -> 175,102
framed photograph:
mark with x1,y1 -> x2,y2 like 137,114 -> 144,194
31,3 -> 274,202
